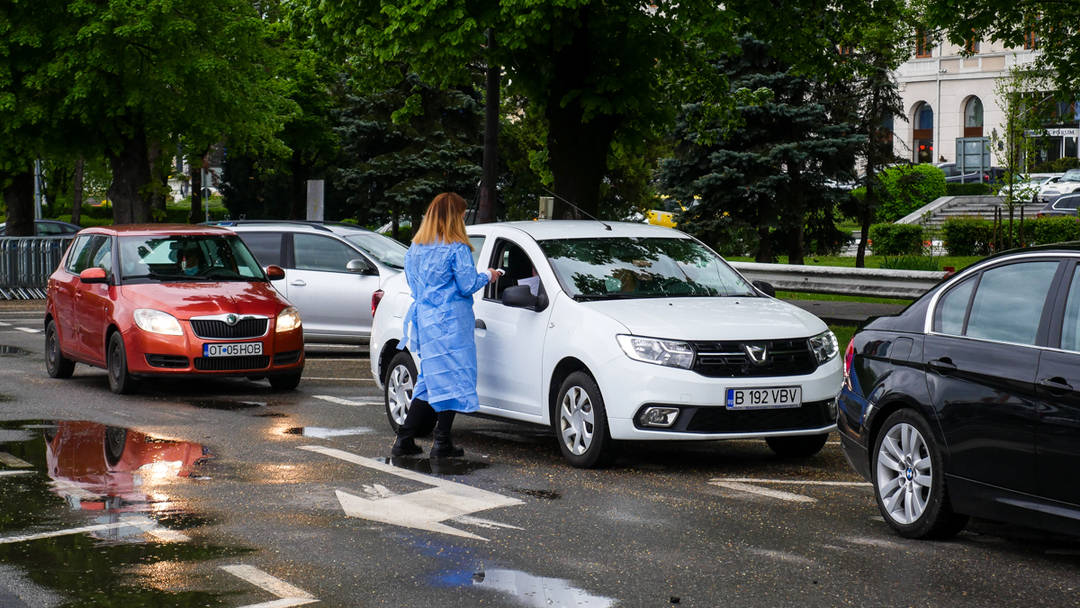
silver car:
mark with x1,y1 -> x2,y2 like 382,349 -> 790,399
211,221 -> 406,344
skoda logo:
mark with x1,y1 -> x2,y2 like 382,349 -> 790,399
743,344 -> 768,365
225,314 -> 239,326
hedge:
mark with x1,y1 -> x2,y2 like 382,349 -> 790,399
943,216 -> 1080,255
942,218 -> 994,256
876,164 -> 948,222
868,223 -> 925,255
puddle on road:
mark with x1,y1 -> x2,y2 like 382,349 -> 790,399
437,566 -> 616,608
0,345 -> 28,356
254,412 -> 289,418
0,393 -> 12,402
377,456 -> 491,476
511,488 -> 562,500
185,398 -> 269,411
0,420 -> 247,607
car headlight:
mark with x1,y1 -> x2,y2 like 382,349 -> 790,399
276,306 -> 302,333
809,330 -> 839,364
616,335 -> 694,369
133,309 -> 183,336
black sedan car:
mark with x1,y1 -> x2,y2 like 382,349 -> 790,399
1037,193 -> 1080,218
0,219 -> 81,236
838,245 -> 1080,539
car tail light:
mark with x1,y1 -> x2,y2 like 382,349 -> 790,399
843,339 -> 855,390
371,289 -> 384,316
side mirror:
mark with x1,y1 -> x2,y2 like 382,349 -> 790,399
265,265 -> 285,280
752,280 -> 776,297
79,267 -> 108,284
346,259 -> 377,275
501,285 -> 538,308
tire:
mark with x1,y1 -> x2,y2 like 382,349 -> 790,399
268,369 -> 303,391
555,371 -> 613,469
383,351 -> 435,436
45,320 -> 75,379
766,433 -> 829,458
104,426 -> 127,467
871,409 -> 968,539
106,332 -> 136,395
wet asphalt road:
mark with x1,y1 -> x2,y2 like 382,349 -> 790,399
1,304 -> 1079,608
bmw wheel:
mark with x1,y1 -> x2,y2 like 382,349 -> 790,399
45,320 -> 75,379
555,371 -> 613,469
384,351 -> 434,436
872,409 -> 967,539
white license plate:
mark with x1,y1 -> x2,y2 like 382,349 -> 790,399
725,386 -> 802,410
203,342 -> 263,357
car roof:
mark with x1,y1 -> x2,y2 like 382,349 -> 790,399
470,220 -> 687,240
81,224 -> 235,236
206,220 -> 378,236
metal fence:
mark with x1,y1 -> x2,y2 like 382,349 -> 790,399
0,236 -> 74,300
730,261 -> 946,299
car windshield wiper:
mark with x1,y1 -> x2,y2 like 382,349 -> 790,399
122,272 -> 213,282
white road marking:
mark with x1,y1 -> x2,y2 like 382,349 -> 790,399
292,427 -> 372,439
710,477 -> 871,488
313,395 -> 382,407
15,327 -> 40,334
0,453 -> 32,468
303,377 -> 372,383
0,516 -> 182,544
0,470 -> 31,478
709,481 -> 817,503
0,321 -> 9,327
300,445 -> 523,541
221,564 -> 318,608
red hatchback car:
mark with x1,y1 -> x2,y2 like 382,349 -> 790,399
45,225 -> 304,393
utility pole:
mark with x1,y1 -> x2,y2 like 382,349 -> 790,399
476,28 -> 499,224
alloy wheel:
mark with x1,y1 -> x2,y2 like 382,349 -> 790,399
387,364 -> 414,426
559,386 -> 595,456
876,422 -> 933,525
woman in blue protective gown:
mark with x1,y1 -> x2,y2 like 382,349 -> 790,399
392,192 -> 501,458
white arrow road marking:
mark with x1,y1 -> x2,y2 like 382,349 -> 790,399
299,445 -> 523,541
710,477 -> 871,488
0,321 -> 9,326
220,565 -> 318,608
709,481 -> 817,503
0,516 -> 188,544
0,470 -> 31,478
15,327 -> 41,334
0,452 -> 32,468
313,395 -> 382,407
292,427 -> 373,439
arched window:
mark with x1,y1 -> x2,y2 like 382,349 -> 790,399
913,103 -> 934,163
964,97 -> 984,137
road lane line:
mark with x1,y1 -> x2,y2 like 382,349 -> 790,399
313,395 -> 382,407
709,481 -> 817,503
0,517 -> 157,544
221,565 -> 318,608
0,471 -> 31,478
303,377 -> 372,382
15,327 -> 41,334
710,477 -> 871,487
0,321 -> 9,327
0,453 -> 32,468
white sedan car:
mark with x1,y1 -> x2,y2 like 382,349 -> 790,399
369,221 -> 843,467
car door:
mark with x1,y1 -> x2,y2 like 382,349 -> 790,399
51,235 -> 93,354
924,259 -> 1061,496
285,233 -> 380,339
232,231 -> 288,298
74,235 -> 115,363
1036,259 -> 1080,507
473,237 -> 554,416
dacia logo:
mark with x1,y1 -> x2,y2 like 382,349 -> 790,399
225,314 -> 239,326
743,344 -> 768,365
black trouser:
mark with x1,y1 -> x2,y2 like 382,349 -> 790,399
398,400 -> 456,438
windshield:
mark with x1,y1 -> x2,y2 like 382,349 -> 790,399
538,237 -> 756,300
343,232 -> 407,269
1063,170 -> 1080,183
118,234 -> 265,283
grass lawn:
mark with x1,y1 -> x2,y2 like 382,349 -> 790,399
829,324 -> 858,350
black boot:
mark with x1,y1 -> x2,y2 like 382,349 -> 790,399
430,411 -> 464,458
391,399 -> 434,456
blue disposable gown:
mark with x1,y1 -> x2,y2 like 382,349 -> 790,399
400,242 -> 490,412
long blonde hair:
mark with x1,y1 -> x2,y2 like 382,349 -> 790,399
412,192 -> 472,250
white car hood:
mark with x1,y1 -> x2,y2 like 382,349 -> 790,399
582,297 -> 827,341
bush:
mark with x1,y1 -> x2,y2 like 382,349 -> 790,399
880,255 -> 940,271
942,217 -> 993,255
868,223 -> 924,255
1025,217 -> 1080,245
945,182 -> 992,196
1031,157 -> 1080,174
876,164 -> 948,222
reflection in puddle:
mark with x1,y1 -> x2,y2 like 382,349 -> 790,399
379,456 -> 490,476
186,399 -> 267,410
0,344 -> 29,356
283,426 -> 371,438
441,567 -> 616,608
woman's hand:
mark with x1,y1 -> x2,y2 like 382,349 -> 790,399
487,268 -> 503,282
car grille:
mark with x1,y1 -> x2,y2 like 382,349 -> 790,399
145,354 -> 188,369
689,338 -> 818,378
683,399 -> 834,433
190,318 -> 268,340
273,350 -> 302,365
193,355 -> 270,371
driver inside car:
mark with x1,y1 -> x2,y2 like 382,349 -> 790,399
178,244 -> 204,276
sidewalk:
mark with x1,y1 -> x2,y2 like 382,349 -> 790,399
0,300 -> 45,313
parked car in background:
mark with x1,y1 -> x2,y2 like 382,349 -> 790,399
45,225 -> 305,394
0,219 -> 81,236
838,245 -> 1080,539
1036,193 -> 1080,217
1039,169 -> 1080,203
934,162 -> 1004,184
371,221 -> 843,468
206,220 -> 407,345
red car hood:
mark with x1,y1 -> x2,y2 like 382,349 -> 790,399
120,281 -> 288,319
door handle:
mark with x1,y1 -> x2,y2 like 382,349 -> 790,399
289,280 -> 306,287
927,357 -> 957,372
475,319 -> 486,330
1038,377 -> 1073,392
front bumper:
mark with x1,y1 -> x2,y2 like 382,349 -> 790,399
599,356 -> 843,441
122,325 -> 305,377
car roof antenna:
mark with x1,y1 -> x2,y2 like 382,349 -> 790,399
542,188 -> 612,231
